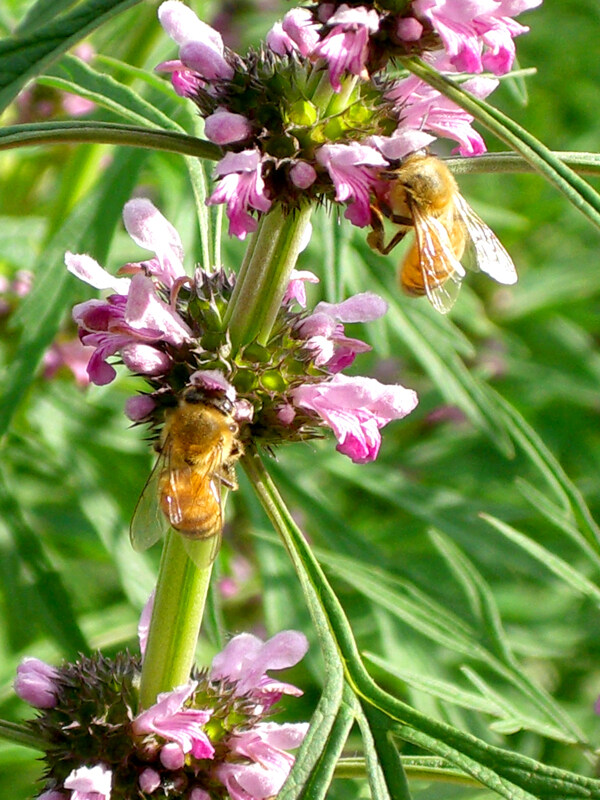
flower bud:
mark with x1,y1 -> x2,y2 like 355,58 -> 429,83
160,742 -> 185,769
14,657 -> 59,709
205,110 -> 253,145
139,768 -> 161,794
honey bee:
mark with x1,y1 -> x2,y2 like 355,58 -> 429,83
367,153 -> 517,314
130,385 -> 242,566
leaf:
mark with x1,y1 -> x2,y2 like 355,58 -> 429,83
0,121 -> 220,160
0,467 -> 89,657
0,0 -> 144,113
358,701 -> 412,800
15,0 -> 80,34
481,513 -> 600,606
41,53 -> 186,131
297,689 -> 355,800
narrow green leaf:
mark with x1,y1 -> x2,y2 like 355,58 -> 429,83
481,513 -> 600,605
0,121 -> 220,160
403,58 -> 600,230
298,690 -> 355,800
41,53 -> 186,131
444,151 -> 600,178
359,701 -> 412,800
15,0 -> 79,34
492,390 -> 600,554
516,478 -> 600,571
0,0 -> 144,113
0,468 -> 89,657
429,530 -> 513,664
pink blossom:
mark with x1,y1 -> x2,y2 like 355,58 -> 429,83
266,22 -> 298,56
38,791 -> 66,800
63,764 -> 112,800
65,252 -> 131,294
386,60 -> 498,156
413,0 -> 541,75
316,143 -> 387,227
124,274 -> 192,346
283,270 -> 319,308
125,394 -> 156,421
396,17 -> 424,41
43,339 -> 94,386
155,59 -> 203,97
292,373 -> 419,463
217,722 -> 309,800
204,109 -> 253,145
190,369 -> 236,401
312,4 -> 380,92
160,742 -> 186,769
14,657 -> 59,708
289,161 -> 317,190
122,198 -> 186,288
158,1 -> 233,80
132,682 -> 214,759
207,150 -> 272,240
138,768 -> 161,794
211,631 -> 308,708
281,8 -> 321,57
298,292 -> 387,372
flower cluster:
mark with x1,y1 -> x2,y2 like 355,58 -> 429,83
156,0 -> 541,238
67,198 -> 418,463
15,629 -> 309,800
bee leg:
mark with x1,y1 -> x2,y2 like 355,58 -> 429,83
367,205 -> 411,255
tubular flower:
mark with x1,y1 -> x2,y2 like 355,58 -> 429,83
68,200 -> 417,463
19,626 -> 309,800
293,374 -> 419,463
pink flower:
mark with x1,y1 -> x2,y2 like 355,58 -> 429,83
312,4 -> 380,92
158,1 -> 233,81
43,339 -> 94,386
67,201 -> 194,385
125,394 -> 156,421
292,373 -> 419,463
63,764 -> 112,800
160,742 -> 186,769
217,722 -> 309,800
413,0 -> 541,75
132,682 -> 214,759
155,59 -> 203,97
211,631 -> 308,708
283,270 -> 319,308
298,292 -> 388,372
122,198 -> 186,288
386,59 -> 498,156
204,109 -> 253,145
266,22 -> 296,56
316,143 -> 387,227
207,150 -> 272,240
14,657 -> 59,708
138,768 -> 161,794
281,8 -> 321,57
289,162 -> 317,190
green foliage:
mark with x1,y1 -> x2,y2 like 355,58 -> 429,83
1,1 -> 600,799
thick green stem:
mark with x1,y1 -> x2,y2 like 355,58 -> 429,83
224,203 -> 314,351
138,532 -> 213,709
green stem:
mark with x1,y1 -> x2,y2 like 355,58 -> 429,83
224,203 -> 314,351
138,531 -> 212,709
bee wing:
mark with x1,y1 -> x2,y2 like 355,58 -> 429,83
453,193 -> 517,285
130,451 -> 171,552
412,206 -> 466,315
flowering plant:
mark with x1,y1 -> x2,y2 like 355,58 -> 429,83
2,2 -> 600,800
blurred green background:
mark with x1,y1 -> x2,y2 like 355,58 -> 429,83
1,1 -> 600,798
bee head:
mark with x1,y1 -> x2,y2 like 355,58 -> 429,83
181,385 -> 234,417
